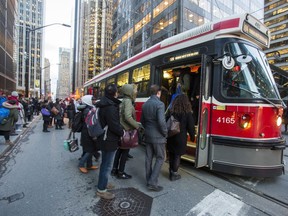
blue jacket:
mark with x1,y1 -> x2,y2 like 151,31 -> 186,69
141,95 -> 167,144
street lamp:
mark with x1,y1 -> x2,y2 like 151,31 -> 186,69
25,23 -> 71,97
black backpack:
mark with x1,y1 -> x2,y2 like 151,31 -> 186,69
71,111 -> 83,133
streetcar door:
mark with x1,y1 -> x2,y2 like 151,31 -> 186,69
195,55 -> 212,168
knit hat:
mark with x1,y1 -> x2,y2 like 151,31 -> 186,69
81,95 -> 93,106
11,91 -> 19,97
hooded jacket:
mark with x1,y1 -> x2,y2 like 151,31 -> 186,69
0,101 -> 19,131
96,95 -> 124,151
120,84 -> 139,131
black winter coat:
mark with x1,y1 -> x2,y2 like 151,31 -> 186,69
96,95 -> 124,152
167,112 -> 195,155
80,106 -> 98,153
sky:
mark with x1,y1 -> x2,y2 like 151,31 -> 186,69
43,0 -> 74,95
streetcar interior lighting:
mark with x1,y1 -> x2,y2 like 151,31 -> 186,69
239,114 -> 251,129
276,116 -> 282,126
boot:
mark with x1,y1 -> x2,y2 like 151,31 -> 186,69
170,171 -> 181,181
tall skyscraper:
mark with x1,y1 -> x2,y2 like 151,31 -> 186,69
0,0 -> 18,94
264,0 -> 288,99
17,0 -> 44,97
56,47 -> 71,99
75,0 -> 113,96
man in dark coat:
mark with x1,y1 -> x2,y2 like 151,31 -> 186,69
141,84 -> 167,192
96,84 -> 124,200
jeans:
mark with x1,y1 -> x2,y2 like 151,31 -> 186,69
97,150 -> 116,192
145,142 -> 165,187
79,152 -> 93,168
113,148 -> 129,173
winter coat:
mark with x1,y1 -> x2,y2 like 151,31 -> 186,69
0,102 -> 19,131
120,84 -> 139,131
96,95 -> 124,151
66,103 -> 75,119
167,112 -> 195,155
53,102 -> 62,120
141,95 -> 167,144
80,105 -> 98,153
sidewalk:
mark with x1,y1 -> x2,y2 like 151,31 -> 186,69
0,116 -> 39,158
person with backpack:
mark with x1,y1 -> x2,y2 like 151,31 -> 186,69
96,84 -> 124,200
111,84 -> 141,179
78,95 -> 99,174
0,98 -> 19,145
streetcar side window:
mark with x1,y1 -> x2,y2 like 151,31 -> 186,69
132,64 -> 150,95
117,71 -> 129,97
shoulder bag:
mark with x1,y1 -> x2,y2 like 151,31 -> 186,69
167,115 -> 180,137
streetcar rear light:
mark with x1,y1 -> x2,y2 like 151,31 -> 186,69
239,114 -> 251,129
276,116 -> 282,126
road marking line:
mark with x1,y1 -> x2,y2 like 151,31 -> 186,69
185,189 -> 248,216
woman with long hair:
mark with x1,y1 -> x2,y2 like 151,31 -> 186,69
166,94 -> 195,181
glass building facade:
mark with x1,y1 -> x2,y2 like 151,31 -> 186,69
17,0 -> 44,97
77,0 -> 113,88
264,0 -> 288,99
0,0 -> 18,94
111,0 -> 264,66
56,48 -> 70,99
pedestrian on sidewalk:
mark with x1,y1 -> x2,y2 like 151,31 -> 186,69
41,100 -> 51,132
141,84 -> 167,192
96,84 -> 124,200
0,98 -> 19,145
111,84 -> 141,179
78,95 -> 99,174
166,94 -> 195,181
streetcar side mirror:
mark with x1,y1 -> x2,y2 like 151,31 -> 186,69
236,55 -> 252,63
222,56 -> 235,70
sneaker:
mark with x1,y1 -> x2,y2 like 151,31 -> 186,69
96,191 -> 115,200
106,183 -> 115,190
147,184 -> 163,192
5,140 -> 13,145
79,167 -> 88,173
15,129 -> 22,132
87,165 -> 98,170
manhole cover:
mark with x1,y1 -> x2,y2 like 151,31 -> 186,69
93,187 -> 153,216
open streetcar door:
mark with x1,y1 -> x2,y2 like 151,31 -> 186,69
195,55 -> 212,168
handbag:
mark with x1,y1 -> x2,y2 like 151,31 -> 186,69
51,106 -> 59,115
121,129 -> 139,148
167,115 -> 180,137
64,130 -> 79,152
41,108 -> 50,116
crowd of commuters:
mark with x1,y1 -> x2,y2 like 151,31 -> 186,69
0,83 -> 197,200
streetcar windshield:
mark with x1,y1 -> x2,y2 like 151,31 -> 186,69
221,42 -> 278,99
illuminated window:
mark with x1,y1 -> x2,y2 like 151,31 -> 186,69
107,77 -> 115,84
117,71 -> 129,87
153,9 -> 177,34
153,0 -> 176,18
132,64 -> 150,93
135,13 -> 151,33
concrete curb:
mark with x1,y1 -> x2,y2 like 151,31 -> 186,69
0,115 -> 40,158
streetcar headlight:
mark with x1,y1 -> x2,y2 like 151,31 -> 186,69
239,114 -> 251,129
276,116 -> 282,126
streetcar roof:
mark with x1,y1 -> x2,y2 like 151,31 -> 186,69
84,13 -> 269,88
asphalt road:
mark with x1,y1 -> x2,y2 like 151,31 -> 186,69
0,117 -> 287,216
